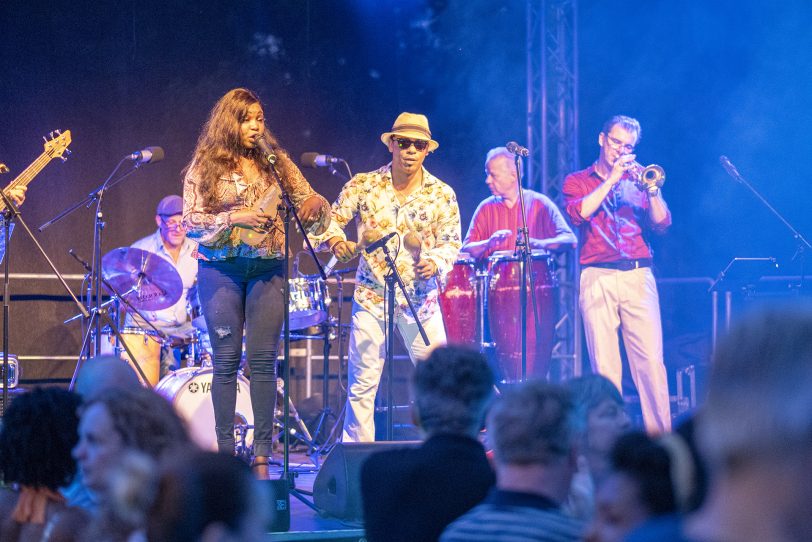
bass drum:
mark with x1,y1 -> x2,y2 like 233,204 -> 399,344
155,367 -> 253,451
487,250 -> 557,383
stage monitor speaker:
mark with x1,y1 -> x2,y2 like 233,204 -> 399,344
312,441 -> 420,523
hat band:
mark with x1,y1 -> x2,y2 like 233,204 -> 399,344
390,123 -> 432,139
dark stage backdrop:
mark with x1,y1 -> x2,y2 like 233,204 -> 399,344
2,0 -> 811,381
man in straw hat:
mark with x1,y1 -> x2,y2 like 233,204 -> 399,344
309,112 -> 462,442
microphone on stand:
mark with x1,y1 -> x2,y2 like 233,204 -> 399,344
365,231 -> 398,254
300,152 -> 343,168
255,136 -> 277,164
719,155 -> 743,181
125,146 -> 164,164
506,141 -> 530,157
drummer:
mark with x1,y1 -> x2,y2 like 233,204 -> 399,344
125,195 -> 199,375
461,146 -> 576,261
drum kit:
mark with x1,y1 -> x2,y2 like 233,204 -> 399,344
438,249 -> 558,382
92,245 -> 338,454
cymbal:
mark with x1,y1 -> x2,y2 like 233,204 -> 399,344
102,247 -> 182,311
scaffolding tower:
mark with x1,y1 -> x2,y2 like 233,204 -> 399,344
526,0 -> 581,379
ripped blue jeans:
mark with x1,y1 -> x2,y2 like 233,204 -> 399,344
198,257 -> 285,457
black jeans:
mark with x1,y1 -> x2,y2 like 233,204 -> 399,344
198,257 -> 285,457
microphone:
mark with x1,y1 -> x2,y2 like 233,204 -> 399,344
255,136 -> 277,164
126,146 -> 164,164
323,254 -> 339,276
365,231 -> 398,254
301,152 -> 342,168
506,141 -> 530,157
719,155 -> 742,181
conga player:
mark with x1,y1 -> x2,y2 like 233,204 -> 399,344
460,146 -> 575,380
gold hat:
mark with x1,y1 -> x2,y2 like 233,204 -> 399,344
380,112 -> 439,152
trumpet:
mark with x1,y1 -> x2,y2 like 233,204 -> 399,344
626,161 -> 666,192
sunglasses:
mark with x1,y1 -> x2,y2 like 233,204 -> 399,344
392,137 -> 429,151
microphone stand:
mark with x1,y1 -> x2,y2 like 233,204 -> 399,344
40,160 -> 159,384
264,151 -> 325,512
721,158 -> 812,289
0,190 -> 88,411
512,154 -> 543,382
372,239 -> 430,440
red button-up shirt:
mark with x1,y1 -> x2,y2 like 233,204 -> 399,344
563,164 -> 671,265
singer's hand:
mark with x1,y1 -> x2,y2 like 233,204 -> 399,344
3,186 -> 27,207
415,258 -> 437,279
299,195 -> 323,227
331,240 -> 356,262
229,209 -> 274,230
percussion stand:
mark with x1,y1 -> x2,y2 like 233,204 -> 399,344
512,154 -> 543,382
265,152 -> 325,512
0,190 -> 88,411
40,160 -> 159,386
374,241 -> 429,441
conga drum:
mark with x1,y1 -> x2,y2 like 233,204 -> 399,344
438,258 -> 480,347
487,250 -> 557,382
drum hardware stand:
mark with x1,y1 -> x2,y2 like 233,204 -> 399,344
263,145 -> 325,513
511,151 -> 543,382
372,239 -> 429,441
40,156 -> 161,378
0,190 -> 88,412
308,268 -> 353,460
63,249 -> 165,387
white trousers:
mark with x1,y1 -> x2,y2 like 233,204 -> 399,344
342,302 -> 447,442
579,266 -> 671,433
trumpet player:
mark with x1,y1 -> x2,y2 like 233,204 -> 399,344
562,115 -> 672,434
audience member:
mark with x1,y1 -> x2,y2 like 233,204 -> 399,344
690,304 -> 812,542
73,355 -> 142,400
361,345 -> 496,542
73,386 -> 193,540
565,374 -> 631,520
441,380 -> 584,541
146,451 -> 269,542
585,431 -> 693,542
0,387 -> 88,542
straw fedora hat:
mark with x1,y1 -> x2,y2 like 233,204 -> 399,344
380,112 -> 439,152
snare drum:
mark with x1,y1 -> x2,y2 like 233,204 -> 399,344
487,251 -> 557,382
289,277 -> 330,330
438,258 -> 480,347
155,367 -> 253,451
99,326 -> 163,386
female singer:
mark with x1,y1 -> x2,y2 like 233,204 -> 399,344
182,88 -> 329,477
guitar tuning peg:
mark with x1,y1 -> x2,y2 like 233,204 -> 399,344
49,131 -> 54,138
42,136 -> 47,143
55,129 -> 62,135
65,149 -> 72,155
60,156 -> 68,162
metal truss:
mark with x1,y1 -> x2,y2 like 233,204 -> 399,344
527,0 -> 582,379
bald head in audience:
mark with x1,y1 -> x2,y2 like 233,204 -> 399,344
74,355 -> 141,399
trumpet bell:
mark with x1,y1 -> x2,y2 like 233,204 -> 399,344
634,164 -> 665,192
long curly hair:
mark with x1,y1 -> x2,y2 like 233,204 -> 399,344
185,87 -> 295,210
0,387 -> 82,489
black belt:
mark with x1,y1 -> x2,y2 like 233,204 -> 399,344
584,258 -> 652,271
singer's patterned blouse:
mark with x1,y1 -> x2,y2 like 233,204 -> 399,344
182,153 -> 330,260
309,163 -> 462,321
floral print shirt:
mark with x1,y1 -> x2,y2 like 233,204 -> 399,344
182,154 -> 330,261
310,164 -> 462,322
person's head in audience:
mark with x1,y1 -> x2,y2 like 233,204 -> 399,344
74,355 -> 141,400
488,380 -> 578,502
72,386 -> 191,495
147,451 -> 269,542
567,374 -> 631,482
585,431 -> 684,542
0,387 -> 82,491
693,303 -> 812,542
412,345 -> 495,438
